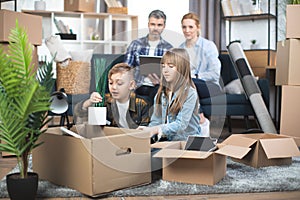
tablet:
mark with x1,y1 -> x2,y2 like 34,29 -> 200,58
184,136 -> 217,152
139,55 -> 162,77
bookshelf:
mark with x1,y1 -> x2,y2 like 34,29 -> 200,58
219,0 -> 278,77
22,10 -> 138,55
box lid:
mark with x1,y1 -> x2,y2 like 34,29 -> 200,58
260,138 -> 300,158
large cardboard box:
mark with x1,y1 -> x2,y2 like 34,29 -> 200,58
0,10 -> 42,45
275,39 -> 300,86
33,125 -> 151,197
221,133 -> 300,168
280,85 -> 300,144
286,5 -> 300,39
245,50 -> 277,68
152,141 -> 250,185
64,0 -> 95,12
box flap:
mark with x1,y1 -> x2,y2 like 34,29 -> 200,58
260,138 -> 300,158
221,134 -> 257,148
153,148 -> 213,159
216,145 -> 251,159
151,141 -> 181,149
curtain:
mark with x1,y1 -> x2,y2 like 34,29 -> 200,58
189,0 -> 223,51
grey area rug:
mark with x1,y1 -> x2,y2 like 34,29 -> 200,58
1,157 -> 300,198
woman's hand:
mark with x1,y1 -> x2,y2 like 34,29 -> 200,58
82,92 -> 103,109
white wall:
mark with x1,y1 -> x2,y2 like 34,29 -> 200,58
127,0 -> 188,47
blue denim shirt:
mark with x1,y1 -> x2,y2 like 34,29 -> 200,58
179,37 -> 221,87
149,86 -> 201,141
124,35 -> 173,86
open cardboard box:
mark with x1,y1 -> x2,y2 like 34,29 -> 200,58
152,141 -> 250,186
220,133 -> 300,168
32,125 -> 151,197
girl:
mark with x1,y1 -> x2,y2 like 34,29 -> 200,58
139,48 -> 201,141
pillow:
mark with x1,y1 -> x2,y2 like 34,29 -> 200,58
224,79 -> 244,94
69,49 -> 94,63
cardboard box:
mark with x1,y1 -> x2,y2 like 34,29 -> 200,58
108,7 -> 128,14
286,5 -> 300,39
152,141 -> 250,185
32,125 -> 151,197
0,10 -> 42,45
280,85 -> 300,140
244,50 -> 277,68
64,0 -> 95,12
221,133 -> 300,168
275,39 -> 300,86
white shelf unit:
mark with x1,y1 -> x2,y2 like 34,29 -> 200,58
22,10 -> 138,56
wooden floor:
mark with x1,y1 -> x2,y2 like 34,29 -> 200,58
1,118 -> 300,200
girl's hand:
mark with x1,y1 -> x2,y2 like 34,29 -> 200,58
137,126 -> 159,136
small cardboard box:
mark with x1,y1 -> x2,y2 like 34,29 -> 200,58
221,133 -> 300,168
275,39 -> 300,86
64,0 -> 95,12
286,5 -> 300,39
0,10 -> 42,45
108,7 -> 128,14
32,125 -> 151,197
280,85 -> 300,142
152,141 -> 250,185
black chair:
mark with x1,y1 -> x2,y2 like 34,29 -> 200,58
200,54 -> 270,132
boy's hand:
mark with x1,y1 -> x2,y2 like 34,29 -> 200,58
82,92 -> 103,109
90,92 -> 102,103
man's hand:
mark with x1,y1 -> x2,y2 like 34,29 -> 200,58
147,73 -> 160,85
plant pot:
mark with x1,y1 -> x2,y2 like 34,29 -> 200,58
6,172 -> 39,200
88,107 -> 107,125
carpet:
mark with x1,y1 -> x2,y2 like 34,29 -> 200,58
1,157 -> 300,198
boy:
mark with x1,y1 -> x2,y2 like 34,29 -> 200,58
74,63 -> 151,128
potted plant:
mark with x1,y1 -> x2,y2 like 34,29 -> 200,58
290,0 -> 300,4
250,39 -> 258,49
88,57 -> 109,125
0,22 -> 54,199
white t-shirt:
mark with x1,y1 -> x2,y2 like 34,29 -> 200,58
148,40 -> 159,56
116,100 -> 130,128
186,46 -> 198,78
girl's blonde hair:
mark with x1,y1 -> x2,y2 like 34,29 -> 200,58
155,48 -> 197,116
181,12 -> 201,36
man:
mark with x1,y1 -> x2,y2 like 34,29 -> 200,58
124,9 -> 173,103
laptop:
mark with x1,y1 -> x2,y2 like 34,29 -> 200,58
184,136 -> 217,152
139,55 -> 162,78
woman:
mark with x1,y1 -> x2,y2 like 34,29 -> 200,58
138,48 -> 201,141
179,12 -> 223,137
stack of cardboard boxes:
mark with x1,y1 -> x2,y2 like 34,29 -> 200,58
0,9 -> 42,157
275,4 -> 300,146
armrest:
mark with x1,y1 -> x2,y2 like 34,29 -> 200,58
257,78 -> 270,108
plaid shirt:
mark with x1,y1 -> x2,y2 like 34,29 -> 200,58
74,92 -> 151,129
124,35 -> 173,86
